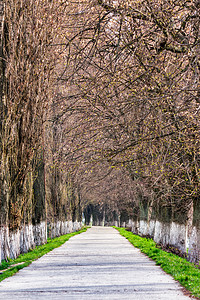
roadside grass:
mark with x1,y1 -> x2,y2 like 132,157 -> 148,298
0,227 -> 88,282
115,227 -> 200,299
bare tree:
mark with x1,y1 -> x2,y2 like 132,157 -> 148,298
52,0 -> 200,223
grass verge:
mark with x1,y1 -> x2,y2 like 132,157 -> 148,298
0,227 -> 88,282
115,227 -> 200,299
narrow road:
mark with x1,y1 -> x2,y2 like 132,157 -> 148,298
0,227 -> 191,299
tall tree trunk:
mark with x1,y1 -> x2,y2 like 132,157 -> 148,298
0,1 -> 4,100
0,0 -> 6,261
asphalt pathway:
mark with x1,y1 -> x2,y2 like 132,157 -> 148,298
0,226 -> 191,299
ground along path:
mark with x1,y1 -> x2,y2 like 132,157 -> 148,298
0,227 -> 191,300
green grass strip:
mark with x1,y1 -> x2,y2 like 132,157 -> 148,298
0,227 -> 88,282
115,227 -> 200,299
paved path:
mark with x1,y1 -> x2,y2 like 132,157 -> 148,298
0,227 -> 191,299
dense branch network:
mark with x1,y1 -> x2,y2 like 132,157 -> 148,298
48,0 -> 200,216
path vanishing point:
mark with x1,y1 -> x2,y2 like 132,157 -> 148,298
0,227 -> 191,299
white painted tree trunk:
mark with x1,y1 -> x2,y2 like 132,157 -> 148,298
129,218 -> 199,263
49,220 -> 82,239
0,222 -> 47,260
